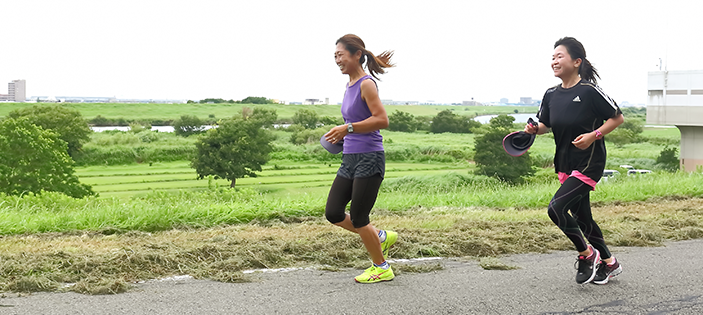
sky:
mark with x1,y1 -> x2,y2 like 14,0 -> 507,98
2,0 -> 702,105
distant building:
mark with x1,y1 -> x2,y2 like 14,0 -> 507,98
462,100 -> 483,106
381,99 -> 419,105
304,98 -> 320,105
500,98 -> 509,104
519,97 -> 533,105
30,96 -> 185,104
647,70 -> 703,172
0,79 -> 26,102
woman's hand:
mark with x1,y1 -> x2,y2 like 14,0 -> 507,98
524,120 -> 547,135
524,123 -> 539,134
572,132 -> 597,150
324,125 -> 348,144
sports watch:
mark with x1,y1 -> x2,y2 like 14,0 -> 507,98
347,123 -> 354,133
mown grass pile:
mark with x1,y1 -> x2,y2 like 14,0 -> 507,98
1,196 -> 702,294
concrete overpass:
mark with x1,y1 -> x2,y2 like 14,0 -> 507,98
647,70 -> 703,172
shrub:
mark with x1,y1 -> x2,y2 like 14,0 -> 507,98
473,115 -> 534,184
292,109 -> 319,129
319,116 -> 343,126
388,110 -> 417,132
129,122 -> 151,133
290,127 -> 327,145
656,146 -> 680,172
74,144 -> 196,165
136,130 -> 161,143
173,115 -> 206,137
607,119 -> 644,146
415,116 -> 433,131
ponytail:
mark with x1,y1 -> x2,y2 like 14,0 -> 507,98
363,50 -> 395,80
579,58 -> 600,85
336,34 -> 395,80
554,37 -> 600,85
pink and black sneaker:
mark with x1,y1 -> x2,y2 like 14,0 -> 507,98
593,258 -> 622,285
575,245 -> 600,284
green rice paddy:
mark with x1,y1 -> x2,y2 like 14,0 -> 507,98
77,161 -> 474,199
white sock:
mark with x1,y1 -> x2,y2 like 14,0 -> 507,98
378,230 -> 387,243
374,261 -> 390,270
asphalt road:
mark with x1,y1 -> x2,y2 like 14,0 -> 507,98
2,239 -> 702,315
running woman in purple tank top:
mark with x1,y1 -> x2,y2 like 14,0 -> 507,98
323,34 -> 397,283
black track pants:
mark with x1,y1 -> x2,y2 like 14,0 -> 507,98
548,176 -> 612,259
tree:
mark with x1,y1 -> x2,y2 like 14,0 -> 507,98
8,105 -> 91,158
430,110 -> 479,133
199,98 -> 228,104
656,146 -> 680,172
173,115 -> 205,137
239,96 -> 272,104
388,110 -> 417,132
191,110 -> 277,188
473,115 -> 534,184
292,109 -> 319,129
0,118 -> 94,198
251,107 -> 278,128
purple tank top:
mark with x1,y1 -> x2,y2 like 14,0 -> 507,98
341,75 -> 384,154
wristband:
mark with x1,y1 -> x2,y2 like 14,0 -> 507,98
594,130 -> 603,139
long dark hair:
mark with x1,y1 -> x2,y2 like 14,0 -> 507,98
336,34 -> 394,80
554,37 -> 600,84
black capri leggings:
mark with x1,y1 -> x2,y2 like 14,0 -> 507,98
325,174 -> 383,229
548,176 -> 612,259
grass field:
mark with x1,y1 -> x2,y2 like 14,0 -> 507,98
0,102 -> 538,122
77,161 -> 473,198
69,125 -> 682,199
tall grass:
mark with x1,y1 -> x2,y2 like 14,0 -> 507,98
75,130 -> 197,165
378,171 -> 703,210
76,127 -> 677,167
1,172 -> 700,235
0,189 -> 325,234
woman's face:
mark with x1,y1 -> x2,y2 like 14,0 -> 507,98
552,45 -> 580,80
335,43 -> 360,75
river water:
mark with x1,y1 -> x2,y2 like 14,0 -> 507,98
90,114 -> 672,132
473,113 -> 538,124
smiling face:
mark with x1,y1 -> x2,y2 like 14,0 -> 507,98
335,42 -> 361,75
552,45 -> 581,80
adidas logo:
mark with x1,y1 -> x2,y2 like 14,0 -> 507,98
573,96 -> 581,102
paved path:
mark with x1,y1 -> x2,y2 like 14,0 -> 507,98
2,239 -> 703,314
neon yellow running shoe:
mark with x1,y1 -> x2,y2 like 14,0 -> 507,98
354,265 -> 395,283
381,230 -> 398,260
